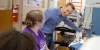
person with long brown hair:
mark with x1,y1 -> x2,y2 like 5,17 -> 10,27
23,10 -> 49,50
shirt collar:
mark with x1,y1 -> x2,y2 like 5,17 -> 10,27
57,8 -> 62,16
57,8 -> 66,17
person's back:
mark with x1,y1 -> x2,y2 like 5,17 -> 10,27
0,28 -> 36,50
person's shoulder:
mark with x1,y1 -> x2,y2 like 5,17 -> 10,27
22,27 -> 28,31
38,30 -> 44,37
45,8 -> 60,16
22,27 -> 32,33
46,8 -> 59,12
38,30 -> 43,34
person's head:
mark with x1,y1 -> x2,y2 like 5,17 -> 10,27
25,10 -> 45,29
80,36 -> 100,50
61,3 -> 75,16
0,28 -> 36,50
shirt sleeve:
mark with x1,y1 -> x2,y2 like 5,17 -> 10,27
63,17 -> 81,32
44,9 -> 51,21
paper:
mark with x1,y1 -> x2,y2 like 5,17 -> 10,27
23,0 -> 44,7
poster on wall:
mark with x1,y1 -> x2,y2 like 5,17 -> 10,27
23,0 -> 44,8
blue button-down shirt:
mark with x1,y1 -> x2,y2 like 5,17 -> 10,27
42,8 -> 81,34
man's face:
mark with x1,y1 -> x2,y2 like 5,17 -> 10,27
62,6 -> 74,16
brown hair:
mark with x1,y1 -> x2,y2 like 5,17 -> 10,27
0,28 -> 36,50
25,10 -> 43,27
66,3 -> 75,10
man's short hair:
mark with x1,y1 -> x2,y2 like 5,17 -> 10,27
66,3 -> 75,10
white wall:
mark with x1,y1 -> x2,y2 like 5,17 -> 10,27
82,0 -> 86,10
49,0 -> 58,8
66,0 -> 70,3
54,0 -> 58,8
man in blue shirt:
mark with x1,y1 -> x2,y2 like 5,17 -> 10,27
42,3 -> 86,50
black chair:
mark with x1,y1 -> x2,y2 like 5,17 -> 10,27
54,27 -> 76,47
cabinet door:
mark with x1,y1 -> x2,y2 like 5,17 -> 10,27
0,10 -> 13,33
58,0 -> 66,7
0,0 -> 13,33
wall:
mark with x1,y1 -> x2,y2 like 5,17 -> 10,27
22,0 -> 49,21
0,0 -> 12,9
0,0 -> 9,9
49,0 -> 58,8
82,0 -> 86,10
13,0 -> 23,31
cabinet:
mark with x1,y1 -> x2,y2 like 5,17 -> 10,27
0,0 -> 13,33
58,0 -> 66,7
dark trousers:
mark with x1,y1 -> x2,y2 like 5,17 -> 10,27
44,33 -> 54,50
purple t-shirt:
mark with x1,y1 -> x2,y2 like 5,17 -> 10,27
23,27 -> 47,50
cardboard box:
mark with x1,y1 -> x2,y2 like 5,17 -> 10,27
56,33 -> 62,42
58,46 -> 69,50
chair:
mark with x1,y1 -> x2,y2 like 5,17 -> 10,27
54,27 -> 76,50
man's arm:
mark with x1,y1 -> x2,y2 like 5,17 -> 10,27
63,17 -> 81,32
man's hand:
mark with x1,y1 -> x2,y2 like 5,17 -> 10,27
81,30 -> 86,34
